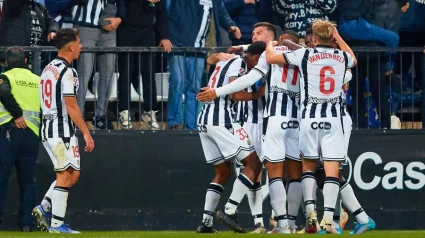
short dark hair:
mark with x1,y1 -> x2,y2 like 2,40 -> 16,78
253,22 -> 277,39
5,46 -> 25,65
247,41 -> 266,55
54,28 -> 80,50
281,30 -> 300,43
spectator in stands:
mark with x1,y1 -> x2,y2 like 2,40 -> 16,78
223,0 -> 273,45
45,0 -> 87,28
272,0 -> 336,42
396,0 -> 425,86
166,0 -> 240,130
73,0 -> 126,129
0,0 -> 59,67
117,0 -> 171,130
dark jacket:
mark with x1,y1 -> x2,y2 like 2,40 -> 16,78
365,0 -> 408,33
339,0 -> 373,21
45,0 -> 86,27
122,0 -> 169,39
223,0 -> 273,43
167,0 -> 235,47
272,0 -> 337,37
399,0 -> 425,33
0,0 -> 59,48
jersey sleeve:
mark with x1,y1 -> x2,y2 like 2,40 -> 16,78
227,57 -> 247,79
283,48 -> 306,67
62,68 -> 77,97
345,51 -> 355,68
253,52 -> 269,76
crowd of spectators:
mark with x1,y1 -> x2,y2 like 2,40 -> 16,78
0,0 -> 424,130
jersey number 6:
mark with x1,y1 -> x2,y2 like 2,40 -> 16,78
319,66 -> 335,95
40,79 -> 53,108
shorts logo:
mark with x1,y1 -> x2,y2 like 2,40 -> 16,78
281,121 -> 299,130
197,125 -> 207,133
311,122 -> 332,130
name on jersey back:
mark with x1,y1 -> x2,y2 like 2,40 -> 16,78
308,53 -> 345,64
42,64 -> 60,79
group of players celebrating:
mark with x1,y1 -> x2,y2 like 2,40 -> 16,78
196,20 -> 376,234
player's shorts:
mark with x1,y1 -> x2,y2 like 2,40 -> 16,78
300,117 -> 345,161
42,136 -> 81,171
198,123 -> 255,165
262,116 -> 300,163
243,121 -> 263,158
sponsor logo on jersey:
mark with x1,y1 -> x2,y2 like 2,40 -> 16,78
307,96 -> 341,104
269,86 -> 300,98
311,121 -> 332,130
281,120 -> 299,129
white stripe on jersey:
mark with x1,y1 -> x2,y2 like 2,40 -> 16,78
254,46 -> 301,119
244,82 -> 265,124
283,46 -> 354,119
40,58 -> 79,139
198,56 -> 247,126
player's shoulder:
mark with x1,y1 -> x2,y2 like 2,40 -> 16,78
273,45 -> 291,53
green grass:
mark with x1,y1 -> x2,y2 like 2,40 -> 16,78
1,231 -> 425,238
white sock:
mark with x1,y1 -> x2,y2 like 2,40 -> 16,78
269,178 -> 287,228
225,173 -> 253,215
334,196 -> 342,224
41,181 -> 56,213
340,181 -> 369,224
247,182 -> 264,226
301,171 -> 317,217
323,177 -> 340,223
287,179 -> 302,228
202,183 -> 224,227
51,187 -> 69,228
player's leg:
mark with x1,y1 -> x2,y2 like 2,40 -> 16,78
214,123 -> 259,233
285,122 -> 303,233
299,118 -> 321,234
262,116 -> 289,233
319,118 -> 346,234
197,126 -> 230,233
244,122 -> 265,233
339,175 -> 376,234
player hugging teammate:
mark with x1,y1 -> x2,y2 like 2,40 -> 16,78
196,20 -> 376,234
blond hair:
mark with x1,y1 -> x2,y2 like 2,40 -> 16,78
312,20 -> 336,44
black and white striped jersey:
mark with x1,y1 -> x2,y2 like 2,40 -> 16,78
198,56 -> 247,126
243,81 -> 266,124
40,58 -> 79,139
283,46 -> 354,119
253,46 -> 301,118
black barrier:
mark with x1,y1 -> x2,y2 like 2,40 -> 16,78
2,130 -> 425,231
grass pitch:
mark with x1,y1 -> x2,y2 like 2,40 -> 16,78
0,231 -> 425,238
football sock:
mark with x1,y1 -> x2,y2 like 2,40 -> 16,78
247,182 -> 264,226
340,181 -> 369,224
225,173 -> 253,215
41,180 -> 56,213
323,177 -> 339,223
301,171 -> 317,217
269,177 -> 288,228
51,186 -> 69,228
202,183 -> 224,227
287,179 -> 302,228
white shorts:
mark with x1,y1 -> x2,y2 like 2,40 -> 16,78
42,136 -> 81,171
243,122 -> 263,158
300,117 -> 345,161
198,123 -> 255,165
262,116 -> 300,163
343,114 -> 352,153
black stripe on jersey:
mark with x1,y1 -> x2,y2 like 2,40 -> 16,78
270,92 -> 278,116
224,95 -> 231,124
265,69 -> 271,116
280,93 -> 288,116
301,50 -> 310,119
310,103 -> 317,118
202,103 -> 211,125
243,100 -> 248,121
283,53 -> 290,64
291,97 -> 298,118
331,103 -> 337,117
213,58 -> 237,126
42,118 -> 48,139
55,68 -> 68,138
321,103 -> 328,118
251,85 -> 258,123
252,67 -> 266,77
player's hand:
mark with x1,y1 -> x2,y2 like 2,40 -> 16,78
196,87 -> 218,102
159,39 -> 173,53
401,2 -> 409,12
148,0 -> 160,3
244,0 -> 258,4
83,133 -> 95,152
14,116 -> 27,129
102,18 -> 122,32
229,26 -> 242,40
217,53 -> 234,61
226,46 -> 243,54
332,26 -> 341,41
269,41 -> 278,47
47,32 -> 56,42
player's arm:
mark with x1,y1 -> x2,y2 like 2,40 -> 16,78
333,27 -> 357,67
265,41 -> 288,65
229,78 -> 265,102
282,39 -> 303,50
64,97 -> 94,152
207,46 -> 245,65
